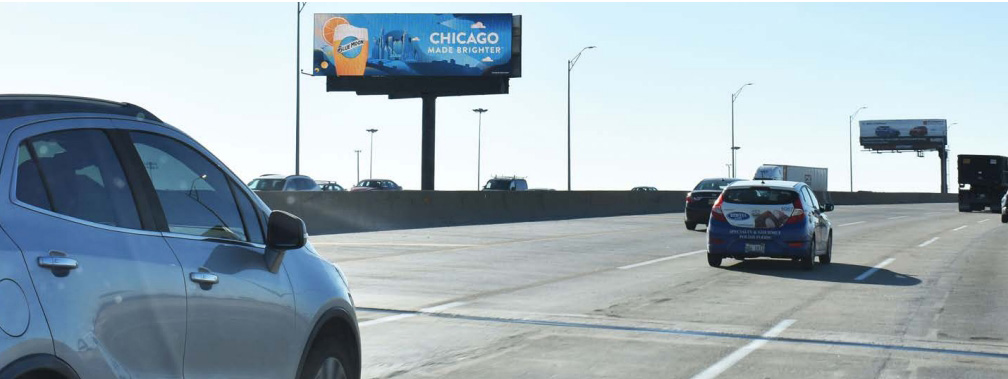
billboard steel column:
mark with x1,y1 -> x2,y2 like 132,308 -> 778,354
422,95 -> 436,190
940,148 -> 948,194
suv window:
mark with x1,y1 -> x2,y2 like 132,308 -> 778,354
248,178 -> 285,191
294,178 -> 317,191
15,130 -> 142,229
131,132 -> 248,241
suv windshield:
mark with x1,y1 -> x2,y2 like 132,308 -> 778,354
695,179 -> 738,191
723,187 -> 797,205
248,178 -> 284,191
484,180 -> 510,190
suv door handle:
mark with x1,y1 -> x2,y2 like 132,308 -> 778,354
190,272 -> 219,285
38,256 -> 79,270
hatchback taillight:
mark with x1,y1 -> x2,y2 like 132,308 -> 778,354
785,198 -> 805,225
711,194 -> 727,222
685,192 -> 693,203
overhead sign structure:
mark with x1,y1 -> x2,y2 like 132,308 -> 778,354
859,119 -> 947,151
313,13 -> 514,77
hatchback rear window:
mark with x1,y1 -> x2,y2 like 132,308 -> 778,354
723,188 -> 797,205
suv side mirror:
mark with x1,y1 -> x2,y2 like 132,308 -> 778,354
265,210 -> 307,273
822,203 -> 835,212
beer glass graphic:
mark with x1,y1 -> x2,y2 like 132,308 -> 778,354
323,17 -> 369,76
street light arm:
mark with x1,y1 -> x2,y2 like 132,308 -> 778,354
298,2 -> 307,13
731,83 -> 753,102
850,106 -> 867,121
568,46 -> 595,71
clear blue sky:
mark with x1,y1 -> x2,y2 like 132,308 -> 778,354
2,2 -> 1005,192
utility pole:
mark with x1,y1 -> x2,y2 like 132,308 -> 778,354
366,128 -> 378,178
730,82 -> 753,178
295,2 -> 306,175
567,45 -> 595,191
473,108 -> 488,190
354,149 -> 362,183
848,106 -> 867,192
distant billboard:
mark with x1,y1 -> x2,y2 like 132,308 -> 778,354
312,13 -> 513,77
859,119 -> 947,150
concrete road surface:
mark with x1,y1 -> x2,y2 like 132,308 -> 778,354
310,203 -> 1008,379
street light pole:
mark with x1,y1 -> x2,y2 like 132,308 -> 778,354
730,82 -> 753,178
848,106 -> 867,192
366,128 -> 378,179
295,2 -> 306,175
354,149 -> 361,183
567,45 -> 595,191
473,108 -> 488,190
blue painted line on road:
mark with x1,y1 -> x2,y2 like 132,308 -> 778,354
357,307 -> 1008,360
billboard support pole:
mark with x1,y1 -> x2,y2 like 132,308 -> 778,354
940,148 -> 948,194
422,95 -> 436,190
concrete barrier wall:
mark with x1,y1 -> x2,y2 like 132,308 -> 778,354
257,190 -> 957,235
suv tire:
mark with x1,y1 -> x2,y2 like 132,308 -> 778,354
301,331 -> 358,379
685,221 -> 697,231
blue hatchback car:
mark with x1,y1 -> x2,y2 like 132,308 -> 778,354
706,180 -> 834,270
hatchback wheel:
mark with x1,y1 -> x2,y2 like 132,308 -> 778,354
685,221 -> 697,231
819,233 -> 832,264
1002,210 -> 1008,224
707,254 -> 722,267
801,239 -> 815,270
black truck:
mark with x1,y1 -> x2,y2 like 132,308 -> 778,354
958,154 -> 1008,213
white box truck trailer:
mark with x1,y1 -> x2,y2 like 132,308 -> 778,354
753,164 -> 831,204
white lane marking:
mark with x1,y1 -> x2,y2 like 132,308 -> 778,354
887,216 -> 908,220
618,250 -> 706,270
689,319 -> 796,379
978,219 -> 991,224
952,225 -> 968,231
359,301 -> 467,327
312,242 -> 477,247
854,258 -> 895,281
838,221 -> 866,227
918,237 -> 940,248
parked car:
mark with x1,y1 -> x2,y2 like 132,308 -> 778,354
351,179 -> 402,191
317,180 -> 346,192
910,126 -> 928,137
685,178 -> 742,230
248,174 -> 320,191
631,186 -> 658,192
707,180 -> 834,270
0,95 -> 360,379
483,176 -> 529,191
875,125 -> 900,138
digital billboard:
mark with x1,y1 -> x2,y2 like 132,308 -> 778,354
859,119 -> 947,150
312,13 -> 513,77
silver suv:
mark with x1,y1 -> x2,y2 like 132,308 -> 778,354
0,95 -> 359,379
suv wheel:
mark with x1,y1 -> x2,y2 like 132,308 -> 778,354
301,332 -> 357,379
801,239 -> 816,270
685,221 -> 697,231
1002,209 -> 1007,224
819,233 -> 832,264
707,254 -> 722,267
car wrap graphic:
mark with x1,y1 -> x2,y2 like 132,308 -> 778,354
720,203 -> 794,229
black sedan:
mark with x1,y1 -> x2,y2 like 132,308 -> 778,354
684,178 -> 742,230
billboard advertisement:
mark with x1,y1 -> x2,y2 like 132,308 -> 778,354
312,13 -> 513,77
859,119 -> 947,150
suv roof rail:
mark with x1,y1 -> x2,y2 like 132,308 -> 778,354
0,94 -> 162,122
